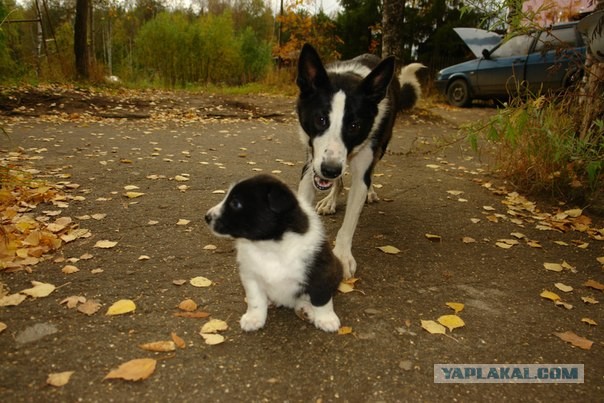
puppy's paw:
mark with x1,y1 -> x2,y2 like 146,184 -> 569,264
295,300 -> 315,323
240,311 -> 266,332
316,195 -> 337,215
313,310 -> 341,333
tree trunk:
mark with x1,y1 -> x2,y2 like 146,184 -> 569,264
74,0 -> 90,79
381,0 -> 404,62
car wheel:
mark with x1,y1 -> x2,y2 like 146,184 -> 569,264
446,79 -> 472,107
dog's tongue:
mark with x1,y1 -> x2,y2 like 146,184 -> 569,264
313,175 -> 334,191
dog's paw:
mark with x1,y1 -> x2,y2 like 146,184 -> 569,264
333,246 -> 356,279
240,311 -> 266,332
367,188 -> 379,204
316,195 -> 337,215
313,310 -> 341,333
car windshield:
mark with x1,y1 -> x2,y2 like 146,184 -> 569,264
490,34 -> 534,58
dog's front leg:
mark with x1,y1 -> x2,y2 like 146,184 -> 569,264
333,147 -> 374,278
298,160 -> 315,204
316,178 -> 342,215
239,274 -> 268,331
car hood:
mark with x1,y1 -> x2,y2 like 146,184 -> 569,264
438,58 -> 481,77
453,28 -> 502,58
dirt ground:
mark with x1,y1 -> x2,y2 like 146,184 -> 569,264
1,87 -> 603,402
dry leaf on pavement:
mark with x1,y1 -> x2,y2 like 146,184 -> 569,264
21,281 -> 55,298
553,331 -> 593,350
106,299 -> 136,315
421,320 -> 446,335
94,240 -> 118,249
445,302 -> 464,314
47,371 -> 75,387
139,341 -> 176,352
437,315 -> 465,331
104,358 -> 157,381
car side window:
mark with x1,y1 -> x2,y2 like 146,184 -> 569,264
490,34 -> 533,58
534,27 -> 576,53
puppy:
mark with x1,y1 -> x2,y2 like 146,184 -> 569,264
205,174 -> 343,332
296,44 -> 423,279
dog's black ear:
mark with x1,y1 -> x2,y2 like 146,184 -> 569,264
359,56 -> 395,103
267,183 -> 297,214
296,44 -> 330,97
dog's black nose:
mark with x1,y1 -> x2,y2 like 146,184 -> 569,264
204,213 -> 212,224
320,163 -> 342,179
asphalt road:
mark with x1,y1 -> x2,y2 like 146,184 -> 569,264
1,100 -> 603,402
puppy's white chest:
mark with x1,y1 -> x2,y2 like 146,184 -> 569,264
236,240 -> 308,307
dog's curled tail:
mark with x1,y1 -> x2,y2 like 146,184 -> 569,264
398,63 -> 425,111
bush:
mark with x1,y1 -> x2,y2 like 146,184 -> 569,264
469,91 -> 604,204
133,11 -> 272,87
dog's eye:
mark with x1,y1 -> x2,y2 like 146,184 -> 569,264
229,199 -> 243,211
349,121 -> 361,134
314,115 -> 329,130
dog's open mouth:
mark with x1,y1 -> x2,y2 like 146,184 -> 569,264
313,174 -> 334,191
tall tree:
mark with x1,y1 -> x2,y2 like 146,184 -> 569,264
381,0 -> 404,61
74,0 -> 90,79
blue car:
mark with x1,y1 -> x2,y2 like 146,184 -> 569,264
435,22 -> 586,107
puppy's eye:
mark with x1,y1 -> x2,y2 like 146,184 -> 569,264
314,115 -> 329,130
229,199 -> 243,211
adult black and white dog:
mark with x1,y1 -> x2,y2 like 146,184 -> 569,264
205,174 -> 343,332
296,44 -> 423,279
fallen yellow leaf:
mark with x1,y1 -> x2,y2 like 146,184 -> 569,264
338,326 -> 353,335
94,240 -> 118,249
190,276 -> 212,287
139,341 -> 176,352
554,283 -> 573,293
171,332 -> 186,349
543,262 -> 563,272
104,358 -> 156,381
338,282 -> 354,293
425,234 -> 442,242
581,296 -> 599,304
200,333 -> 225,345
178,298 -> 198,312
581,318 -> 597,326
445,302 -> 464,314
583,279 -> 604,291
377,245 -> 401,254
421,320 -> 446,335
200,319 -> 228,334
540,290 -> 561,302
124,192 -> 145,199
553,330 -> 593,350
47,371 -> 75,387
437,315 -> 465,331
21,281 -> 56,298
106,299 -> 136,315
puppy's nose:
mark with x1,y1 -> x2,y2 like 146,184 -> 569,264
204,213 -> 212,224
320,163 -> 342,179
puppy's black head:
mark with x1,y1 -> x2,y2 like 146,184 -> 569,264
205,175 -> 308,241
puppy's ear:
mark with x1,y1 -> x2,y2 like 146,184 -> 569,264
359,56 -> 395,103
267,184 -> 297,214
296,44 -> 330,97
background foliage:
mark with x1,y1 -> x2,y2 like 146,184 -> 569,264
0,0 -> 498,85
